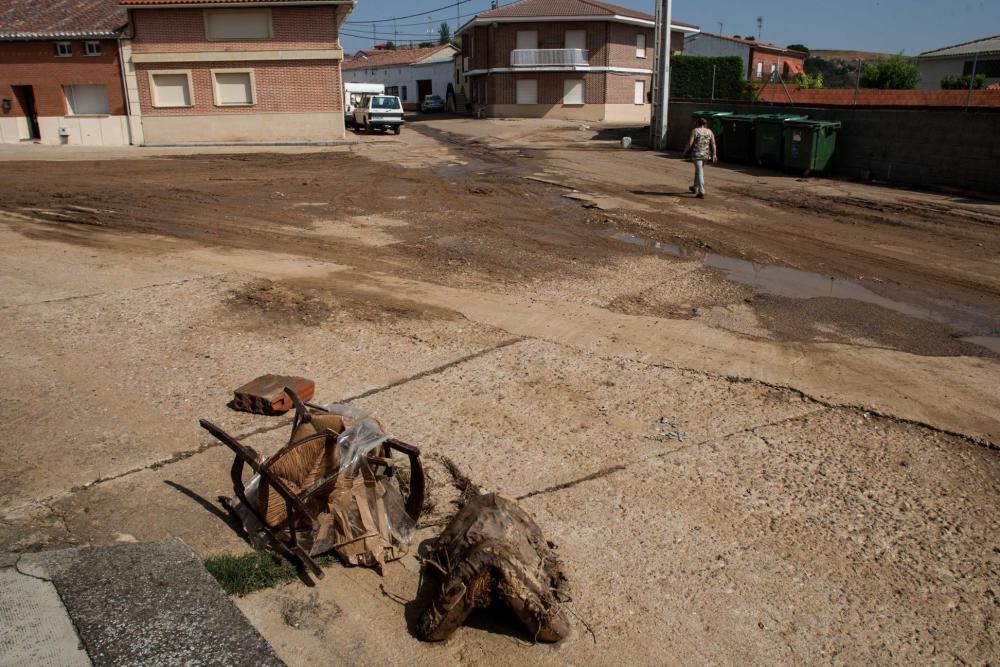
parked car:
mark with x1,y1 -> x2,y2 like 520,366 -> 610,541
420,94 -> 445,113
354,95 -> 405,134
344,82 -> 385,129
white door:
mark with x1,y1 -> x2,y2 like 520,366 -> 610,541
634,80 -> 645,105
516,79 -> 538,105
565,30 -> 586,50
563,79 -> 584,105
516,30 -> 538,50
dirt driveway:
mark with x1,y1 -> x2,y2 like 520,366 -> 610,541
0,119 -> 998,665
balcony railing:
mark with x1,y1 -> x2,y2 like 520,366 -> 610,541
511,48 -> 589,67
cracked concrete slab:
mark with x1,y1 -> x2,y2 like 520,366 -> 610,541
0,560 -> 90,666
20,539 -> 283,667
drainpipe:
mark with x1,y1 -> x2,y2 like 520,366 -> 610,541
116,36 -> 134,146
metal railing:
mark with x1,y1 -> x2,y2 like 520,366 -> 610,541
511,48 -> 589,67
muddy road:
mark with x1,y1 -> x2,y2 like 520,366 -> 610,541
1,120 -> 999,665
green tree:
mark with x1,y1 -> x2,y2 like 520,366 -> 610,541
384,41 -> 397,50
786,43 -> 810,55
419,41 -> 433,48
438,22 -> 451,46
860,55 -> 920,89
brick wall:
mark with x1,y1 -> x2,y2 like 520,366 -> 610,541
748,48 -> 805,81
484,22 -> 611,68
0,40 -> 124,117
130,7 -> 340,52
756,86 -> 1000,108
488,71 -> 605,105
667,100 -> 1000,194
136,60 -> 341,115
607,23 -> 654,69
607,71 -> 651,104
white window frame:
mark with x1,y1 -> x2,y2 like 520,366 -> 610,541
148,70 -> 195,108
56,42 -> 72,57
84,41 -> 102,57
634,80 -> 645,105
636,33 -> 647,58
756,61 -> 764,79
563,79 -> 584,106
203,9 -> 273,41
515,79 -> 538,105
63,84 -> 110,116
211,68 -> 257,107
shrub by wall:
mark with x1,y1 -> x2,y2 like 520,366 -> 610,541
671,56 -> 747,100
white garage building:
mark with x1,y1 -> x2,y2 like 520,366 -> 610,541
342,44 -> 458,110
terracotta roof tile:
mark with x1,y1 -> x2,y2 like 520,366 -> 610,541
342,44 -> 456,70
119,0 -> 349,4
754,87 -> 1000,108
0,0 -> 126,38
476,0 -> 696,27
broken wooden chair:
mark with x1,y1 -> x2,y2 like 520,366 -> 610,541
200,388 -> 425,577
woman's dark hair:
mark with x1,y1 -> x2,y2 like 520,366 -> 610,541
697,118 -> 709,127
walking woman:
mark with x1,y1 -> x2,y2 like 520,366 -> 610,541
682,118 -> 718,199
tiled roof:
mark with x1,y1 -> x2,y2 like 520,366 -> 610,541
918,35 -> 1000,59
120,0 -> 351,4
690,32 -> 807,57
343,44 -> 457,70
754,87 -> 1000,108
0,0 -> 126,39
475,0 -> 697,28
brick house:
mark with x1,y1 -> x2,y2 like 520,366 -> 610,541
120,0 -> 355,144
683,32 -> 807,82
343,44 -> 458,111
0,0 -> 130,145
456,0 -> 699,123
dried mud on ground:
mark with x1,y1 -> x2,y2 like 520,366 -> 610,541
1,121 -> 999,665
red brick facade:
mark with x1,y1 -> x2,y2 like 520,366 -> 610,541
135,60 -> 341,115
463,19 -> 674,110
130,7 -> 341,53
748,47 -> 805,81
0,40 -> 125,117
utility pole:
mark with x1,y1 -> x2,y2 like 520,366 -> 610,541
756,16 -> 763,41
650,0 -> 672,150
717,21 -> 723,36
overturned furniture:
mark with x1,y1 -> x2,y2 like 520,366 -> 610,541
418,493 -> 571,642
200,389 -> 425,577
231,374 -> 316,415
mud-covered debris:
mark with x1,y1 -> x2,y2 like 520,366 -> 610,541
418,492 -> 570,643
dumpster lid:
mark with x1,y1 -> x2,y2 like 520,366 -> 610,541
692,110 -> 735,117
724,114 -> 759,122
784,118 -> 843,129
754,113 -> 808,123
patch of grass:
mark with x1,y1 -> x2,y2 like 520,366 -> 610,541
203,551 -> 300,596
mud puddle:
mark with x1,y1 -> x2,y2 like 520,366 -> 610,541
609,231 -> 1000,352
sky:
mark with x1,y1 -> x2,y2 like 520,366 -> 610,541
340,0 -> 999,56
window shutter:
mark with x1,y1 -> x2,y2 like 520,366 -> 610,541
563,79 -> 584,105
516,79 -> 538,104
634,80 -> 645,105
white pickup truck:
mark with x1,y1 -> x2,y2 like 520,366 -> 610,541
353,95 -> 404,135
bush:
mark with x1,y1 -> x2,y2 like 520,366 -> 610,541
941,74 -> 987,90
792,72 -> 824,89
860,55 -> 920,89
671,55 -> 750,100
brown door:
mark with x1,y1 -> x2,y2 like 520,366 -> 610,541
417,79 -> 433,104
11,86 -> 40,140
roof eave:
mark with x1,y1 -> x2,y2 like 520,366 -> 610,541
0,30 -> 125,41
917,49 -> 1000,60
456,15 -> 698,36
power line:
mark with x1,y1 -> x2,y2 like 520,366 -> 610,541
344,0 -> 474,25
348,8 -> 482,29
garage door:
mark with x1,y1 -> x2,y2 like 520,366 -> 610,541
516,79 -> 538,105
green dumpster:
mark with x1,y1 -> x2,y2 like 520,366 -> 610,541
783,119 -> 842,174
692,110 -> 734,137
720,114 -> 758,164
754,114 -> 808,167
